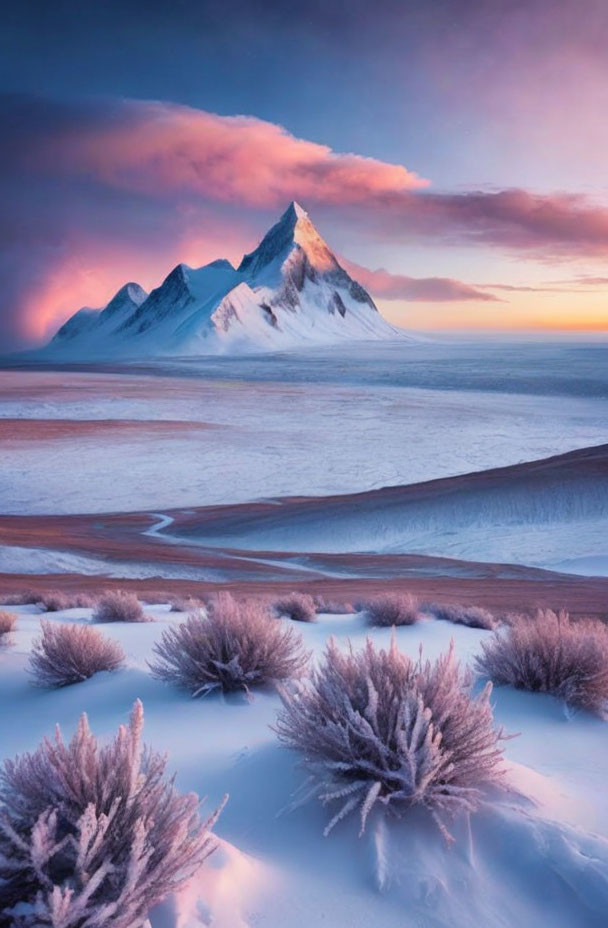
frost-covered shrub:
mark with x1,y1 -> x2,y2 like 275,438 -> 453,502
93,590 -> 147,623
313,596 -> 355,615
0,700 -> 224,927
29,621 -> 125,687
0,612 -> 16,638
426,601 -> 497,630
150,592 -> 309,697
36,590 -> 71,612
170,595 -> 203,613
476,609 -> 608,716
274,592 -> 317,623
365,593 -> 420,627
34,591 -> 98,611
276,638 -> 506,839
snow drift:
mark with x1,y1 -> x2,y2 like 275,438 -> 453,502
168,443 -> 608,574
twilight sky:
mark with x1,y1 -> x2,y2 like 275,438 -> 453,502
2,0 -> 608,348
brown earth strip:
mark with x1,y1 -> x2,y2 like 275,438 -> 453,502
0,418 -> 221,442
0,570 -> 607,620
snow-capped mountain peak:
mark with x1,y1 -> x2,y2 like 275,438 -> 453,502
238,200 -> 340,281
44,203 -> 402,358
99,282 -> 148,321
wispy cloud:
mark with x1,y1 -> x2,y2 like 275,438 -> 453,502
340,258 -> 499,302
8,95 -> 427,205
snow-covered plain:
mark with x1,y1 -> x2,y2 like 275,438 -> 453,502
1,604 -> 607,928
1,342 -> 607,517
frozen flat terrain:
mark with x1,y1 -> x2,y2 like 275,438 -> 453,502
1,604 -> 607,928
1,342 -> 607,517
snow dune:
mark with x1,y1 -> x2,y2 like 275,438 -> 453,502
169,443 -> 608,575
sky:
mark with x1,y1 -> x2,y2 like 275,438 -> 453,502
2,0 -> 608,348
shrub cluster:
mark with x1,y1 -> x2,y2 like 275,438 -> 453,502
150,592 -> 309,697
476,609 -> 608,716
0,701 -> 224,927
29,621 -> 125,687
426,601 -> 497,630
365,593 -> 420,627
35,591 -> 97,611
274,592 -> 317,623
276,637 -> 506,839
93,590 -> 148,623
0,591 -> 42,607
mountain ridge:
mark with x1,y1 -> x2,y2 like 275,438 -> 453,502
45,202 -> 402,358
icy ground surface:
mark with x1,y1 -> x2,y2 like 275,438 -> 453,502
1,341 -> 607,516
1,604 -> 607,928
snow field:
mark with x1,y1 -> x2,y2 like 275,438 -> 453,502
1,368 -> 607,517
1,602 -> 607,928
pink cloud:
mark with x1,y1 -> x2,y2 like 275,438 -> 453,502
11,97 -> 608,259
358,188 -> 608,259
340,258 -> 499,303
25,98 -> 427,206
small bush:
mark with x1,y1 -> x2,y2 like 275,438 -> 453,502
313,596 -> 355,615
365,593 -> 420,627
476,609 -> 608,717
276,637 -> 506,839
0,612 -> 16,638
170,595 -> 203,613
150,591 -> 309,697
93,590 -> 147,623
426,601 -> 497,630
29,621 -> 125,687
0,700 -> 224,926
274,592 -> 317,623
36,590 -> 71,612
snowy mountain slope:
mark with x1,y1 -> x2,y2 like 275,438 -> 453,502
51,306 -> 99,341
52,282 -> 148,346
44,203 -> 400,358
